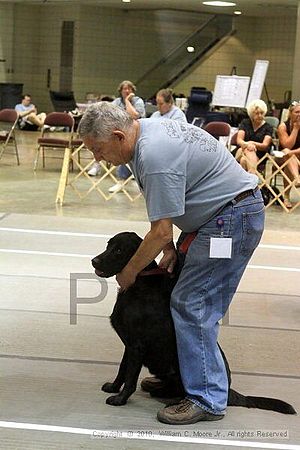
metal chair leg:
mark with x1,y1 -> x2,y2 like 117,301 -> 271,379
14,141 -> 20,165
33,146 -> 40,171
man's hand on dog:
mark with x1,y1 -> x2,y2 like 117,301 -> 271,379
116,266 -> 137,292
116,248 -> 177,291
159,247 -> 177,274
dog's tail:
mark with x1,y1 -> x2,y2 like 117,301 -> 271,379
228,389 -> 297,415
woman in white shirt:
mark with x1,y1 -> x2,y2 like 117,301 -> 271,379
151,89 -> 187,122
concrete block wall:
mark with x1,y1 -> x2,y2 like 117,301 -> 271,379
74,7 -> 209,103
0,3 -> 14,82
13,4 -> 80,112
0,3 -> 297,112
12,5 -> 41,101
174,17 -> 255,94
255,16 -> 296,103
174,15 -> 296,104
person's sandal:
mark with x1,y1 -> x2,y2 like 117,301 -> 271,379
283,198 -> 292,209
294,178 -> 300,188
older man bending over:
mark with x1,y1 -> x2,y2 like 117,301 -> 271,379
78,102 -> 264,425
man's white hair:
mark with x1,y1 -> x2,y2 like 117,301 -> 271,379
246,99 -> 268,117
78,101 -> 133,141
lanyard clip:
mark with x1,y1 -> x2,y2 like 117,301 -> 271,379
216,217 -> 224,236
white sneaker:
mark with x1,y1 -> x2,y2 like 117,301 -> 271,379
108,182 -> 124,193
88,162 -> 101,176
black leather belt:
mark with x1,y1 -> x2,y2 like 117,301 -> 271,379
233,186 -> 259,204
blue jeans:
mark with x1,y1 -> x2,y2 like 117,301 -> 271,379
171,189 -> 264,415
117,165 -> 132,180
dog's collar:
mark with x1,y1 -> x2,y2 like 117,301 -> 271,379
138,267 -> 170,277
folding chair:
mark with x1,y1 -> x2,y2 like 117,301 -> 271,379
204,121 -> 231,147
0,109 -> 20,165
49,90 -> 77,113
33,112 -> 74,170
265,116 -> 279,130
228,130 -> 238,153
204,111 -> 231,126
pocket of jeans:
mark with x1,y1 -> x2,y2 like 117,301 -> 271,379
240,206 -> 265,256
200,213 -> 232,236
188,215 -> 232,262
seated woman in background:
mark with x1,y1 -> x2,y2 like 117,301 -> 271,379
277,101 -> 300,208
151,88 -> 187,122
236,99 -> 273,174
107,80 -> 145,192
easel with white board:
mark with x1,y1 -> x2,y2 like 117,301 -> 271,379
212,60 -> 270,110
212,75 -> 250,108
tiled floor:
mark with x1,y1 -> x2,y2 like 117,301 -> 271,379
0,131 -> 299,449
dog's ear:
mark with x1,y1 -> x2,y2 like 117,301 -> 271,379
129,232 -> 143,245
112,232 -> 143,253
125,232 -> 143,253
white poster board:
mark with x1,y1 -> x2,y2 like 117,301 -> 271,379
246,60 -> 269,106
212,75 -> 250,108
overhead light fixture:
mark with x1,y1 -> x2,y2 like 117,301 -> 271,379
234,10 -> 242,14
203,1 -> 236,6
187,46 -> 195,53
122,0 -> 131,3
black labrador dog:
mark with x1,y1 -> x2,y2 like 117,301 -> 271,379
92,232 -> 296,414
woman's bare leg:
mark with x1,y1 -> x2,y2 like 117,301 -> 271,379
240,150 -> 258,174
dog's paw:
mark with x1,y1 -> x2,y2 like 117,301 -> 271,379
106,395 -> 127,406
102,382 -> 120,393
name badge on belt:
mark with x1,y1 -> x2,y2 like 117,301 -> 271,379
209,217 -> 232,259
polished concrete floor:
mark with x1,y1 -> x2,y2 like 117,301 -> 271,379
0,131 -> 300,449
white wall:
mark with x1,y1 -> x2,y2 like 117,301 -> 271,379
0,3 -> 14,82
174,15 -> 296,104
0,3 -> 296,112
74,7 -> 209,102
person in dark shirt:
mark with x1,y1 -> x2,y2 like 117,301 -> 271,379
277,101 -> 300,208
236,99 -> 273,174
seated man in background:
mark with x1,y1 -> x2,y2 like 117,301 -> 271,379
236,99 -> 273,174
15,94 -> 46,131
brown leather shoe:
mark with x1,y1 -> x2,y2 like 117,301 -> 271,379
141,376 -> 165,392
157,398 -> 224,425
